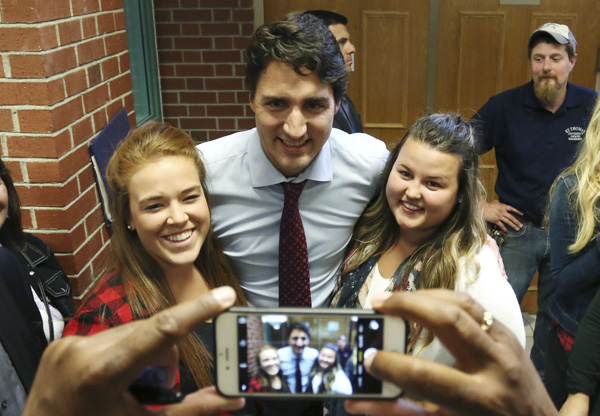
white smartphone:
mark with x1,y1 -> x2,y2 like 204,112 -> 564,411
214,307 -> 405,399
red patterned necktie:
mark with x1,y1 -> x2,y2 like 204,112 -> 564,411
279,181 -> 311,307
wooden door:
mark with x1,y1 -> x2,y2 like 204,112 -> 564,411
263,0 -> 430,145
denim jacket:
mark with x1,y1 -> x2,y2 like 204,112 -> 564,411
549,174 -> 600,335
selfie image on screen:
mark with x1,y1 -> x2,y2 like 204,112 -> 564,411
236,314 -> 383,395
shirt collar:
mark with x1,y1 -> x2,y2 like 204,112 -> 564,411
248,130 -> 333,187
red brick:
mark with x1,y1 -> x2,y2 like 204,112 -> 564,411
158,51 -> 183,64
78,165 -> 96,191
234,63 -> 247,77
156,23 -> 181,36
202,50 -> 241,63
218,118 -> 235,130
180,0 -> 199,7
182,52 -> 205,64
172,10 -> 211,22
202,23 -> 240,36
214,38 -> 233,49
188,106 -> 206,116
179,118 -> 216,130
174,37 -> 212,50
0,59 -> 4,78
154,0 -> 177,8
92,108 -> 108,131
218,92 -> 236,103
181,24 -> 200,36
156,37 -> 173,50
64,68 -> 88,96
83,84 -> 110,112
0,80 -> 64,105
241,23 -> 254,36
97,12 -> 116,34
109,72 -> 132,98
20,208 -> 33,229
16,179 -> 78,207
161,78 -> 185,90
18,109 -> 54,133
236,91 -> 250,102
52,97 -> 85,131
72,0 -> 100,15
185,78 -> 206,90
190,130 -> 208,142
85,205 -> 105,234
154,10 -> 173,23
33,226 -> 86,253
0,0 -> 71,23
36,186 -> 97,229
82,16 -> 98,38
233,9 -> 253,22
118,53 -> 129,72
105,31 -> 128,55
9,54 -> 46,78
72,228 -> 103,271
233,37 -> 251,50
199,0 -> 239,7
206,105 -> 244,117
71,116 -> 94,145
0,109 -> 14,131
114,11 -> 126,30
101,56 -> 119,80
208,130 -> 234,140
46,47 -> 78,76
213,9 -> 232,22
69,267 -> 93,298
175,64 -> 206,77
77,38 -> 105,65
58,19 -> 83,46
204,77 -> 244,90
0,26 -> 57,52
180,91 -> 216,103
238,118 -> 255,130
215,65 -> 233,76
6,130 -> 71,158
100,0 -> 123,11
106,100 -> 124,121
26,145 -> 89,183
163,105 -> 188,117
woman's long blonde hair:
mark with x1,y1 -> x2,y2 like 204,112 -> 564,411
105,121 -> 246,388
548,97 -> 600,253
345,114 -> 487,350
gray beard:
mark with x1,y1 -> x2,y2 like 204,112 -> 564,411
534,78 -> 562,106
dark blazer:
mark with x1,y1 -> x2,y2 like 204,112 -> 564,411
0,247 -> 48,394
333,95 -> 363,134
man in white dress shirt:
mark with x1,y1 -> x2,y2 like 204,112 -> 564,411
197,12 -> 388,307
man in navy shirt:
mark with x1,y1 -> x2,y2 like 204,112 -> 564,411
473,23 -> 598,376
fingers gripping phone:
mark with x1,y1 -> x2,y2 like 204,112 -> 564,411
214,307 -> 405,399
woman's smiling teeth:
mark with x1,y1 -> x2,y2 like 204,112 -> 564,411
164,229 -> 193,242
402,201 -> 423,211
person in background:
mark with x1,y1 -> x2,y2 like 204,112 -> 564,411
308,343 -> 352,395
0,157 -> 74,342
304,9 -> 363,134
333,114 -> 525,367
63,122 -> 246,394
544,95 -> 600,409
336,335 -> 352,373
472,23 -> 598,375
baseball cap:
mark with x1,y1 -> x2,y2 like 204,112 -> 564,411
528,23 -> 577,54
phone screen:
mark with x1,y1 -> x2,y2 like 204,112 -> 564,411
234,312 -> 385,396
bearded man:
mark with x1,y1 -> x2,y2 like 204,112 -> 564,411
472,23 -> 598,378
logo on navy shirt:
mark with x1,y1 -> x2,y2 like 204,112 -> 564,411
565,126 -> 585,141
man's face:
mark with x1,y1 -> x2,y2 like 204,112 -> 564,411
329,23 -> 356,72
250,60 -> 338,178
530,41 -> 576,105
288,328 -> 310,355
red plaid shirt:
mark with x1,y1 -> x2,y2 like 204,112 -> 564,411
63,272 -> 183,390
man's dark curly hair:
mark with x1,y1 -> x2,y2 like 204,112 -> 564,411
245,12 -> 348,104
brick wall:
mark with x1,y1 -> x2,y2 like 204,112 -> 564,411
0,0 -> 134,301
154,0 -> 256,142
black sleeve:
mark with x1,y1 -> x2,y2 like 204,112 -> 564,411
567,288 -> 600,396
